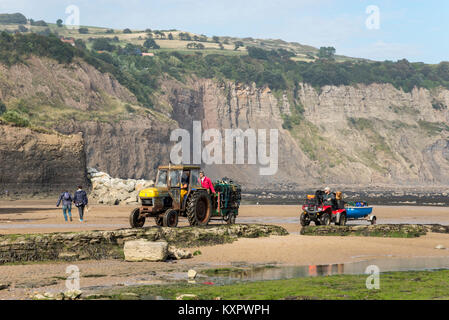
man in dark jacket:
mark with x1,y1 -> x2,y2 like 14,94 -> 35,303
73,186 -> 88,222
56,191 -> 73,222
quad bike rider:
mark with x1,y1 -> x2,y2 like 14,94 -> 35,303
129,165 -> 241,228
300,187 -> 347,226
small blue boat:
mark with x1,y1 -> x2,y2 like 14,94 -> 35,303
345,202 -> 376,224
346,206 -> 373,219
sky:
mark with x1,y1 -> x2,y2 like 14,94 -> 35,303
0,0 -> 448,63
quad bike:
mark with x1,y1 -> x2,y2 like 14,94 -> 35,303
300,191 -> 347,226
129,165 -> 241,228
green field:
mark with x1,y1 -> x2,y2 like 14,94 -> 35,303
0,21 -> 366,62
94,269 -> 449,300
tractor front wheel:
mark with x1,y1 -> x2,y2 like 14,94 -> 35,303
129,208 -> 145,228
163,209 -> 179,228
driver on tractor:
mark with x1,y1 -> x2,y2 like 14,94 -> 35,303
181,171 -> 190,201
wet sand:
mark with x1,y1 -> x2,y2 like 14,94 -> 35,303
1,201 -> 449,234
0,201 -> 448,299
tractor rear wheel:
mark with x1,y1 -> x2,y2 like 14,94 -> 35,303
129,208 -> 145,228
163,209 -> 179,228
186,191 -> 211,226
154,216 -> 163,226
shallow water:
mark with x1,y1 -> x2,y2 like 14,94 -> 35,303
203,256 -> 449,285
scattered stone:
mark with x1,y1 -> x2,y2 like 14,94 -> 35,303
0,283 -> 9,290
435,244 -> 446,250
64,289 -> 83,300
168,246 -> 193,260
58,252 -> 79,259
43,292 -> 54,299
176,294 -> 198,300
120,292 -> 140,299
187,269 -> 197,279
124,240 -> 168,262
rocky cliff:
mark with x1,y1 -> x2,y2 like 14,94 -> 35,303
2,55 -> 449,190
0,122 -> 88,194
156,78 -> 449,188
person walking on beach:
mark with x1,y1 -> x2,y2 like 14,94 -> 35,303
73,186 -> 88,222
56,190 -> 73,222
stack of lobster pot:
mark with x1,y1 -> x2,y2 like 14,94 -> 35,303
214,177 -> 242,210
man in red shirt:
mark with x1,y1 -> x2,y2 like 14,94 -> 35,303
199,170 -> 215,194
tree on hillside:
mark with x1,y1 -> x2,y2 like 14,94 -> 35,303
143,38 -> 160,49
212,36 -> 220,43
277,48 -> 295,59
437,62 -> 449,81
168,33 -> 174,40
123,28 -> 132,34
0,100 -> 6,116
31,20 -> 48,27
234,41 -> 244,51
74,39 -> 86,49
199,34 -> 208,42
318,46 -> 336,60
153,30 -> 165,39
92,38 -> 116,52
219,43 -> 224,50
78,27 -> 89,34
106,29 -> 114,34
247,46 -> 269,60
179,32 -> 192,41
56,19 -> 63,27
187,42 -> 205,50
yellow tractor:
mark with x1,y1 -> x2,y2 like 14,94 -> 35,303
129,165 -> 241,228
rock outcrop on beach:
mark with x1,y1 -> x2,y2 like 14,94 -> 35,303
0,122 -> 88,195
0,224 -> 288,264
300,224 -> 449,238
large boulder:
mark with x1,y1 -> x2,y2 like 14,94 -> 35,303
87,167 -> 153,205
124,240 -> 168,262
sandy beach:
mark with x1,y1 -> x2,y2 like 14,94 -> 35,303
0,201 -> 449,299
